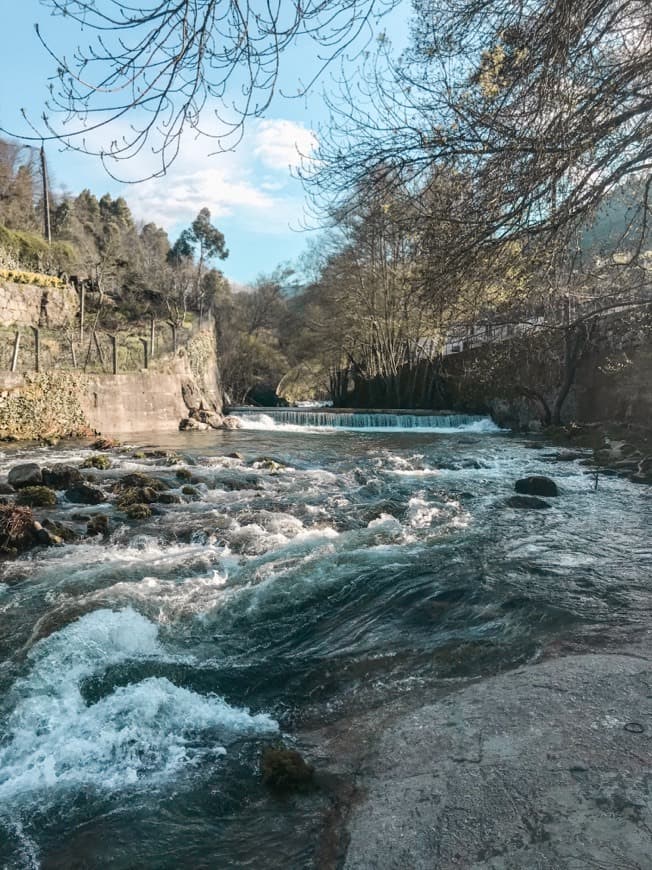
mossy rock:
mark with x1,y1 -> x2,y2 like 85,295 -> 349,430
91,437 -> 119,450
181,485 -> 200,499
42,519 -> 79,543
117,473 -> 169,492
82,455 -> 112,470
254,457 -> 287,472
116,486 -> 160,508
42,465 -> 84,490
86,514 -> 109,537
16,486 -> 57,507
64,484 -> 105,505
260,746 -> 314,792
123,503 -> 151,520
175,468 -> 193,482
131,451 -> 146,460
157,492 -> 181,505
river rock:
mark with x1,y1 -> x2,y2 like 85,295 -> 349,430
31,520 -> 62,547
179,417 -> 210,431
42,518 -> 79,543
122,473 -> 169,491
124,503 -> 151,519
65,484 -> 106,505
82,454 -> 112,470
16,486 -> 57,507
8,463 -> 43,489
514,475 -> 559,497
221,416 -> 242,430
189,408 -> 224,429
630,456 -> 652,485
157,492 -> 181,505
91,436 -> 118,450
42,464 -> 84,490
506,495 -> 552,509
0,483 -> 15,495
0,504 -> 36,552
86,514 -> 109,537
261,746 -> 314,791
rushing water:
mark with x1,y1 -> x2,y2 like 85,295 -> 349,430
0,415 -> 650,868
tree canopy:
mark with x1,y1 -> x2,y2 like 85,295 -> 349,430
306,0 -> 652,254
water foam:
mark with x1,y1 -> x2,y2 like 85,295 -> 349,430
233,410 -> 501,433
0,608 -> 277,804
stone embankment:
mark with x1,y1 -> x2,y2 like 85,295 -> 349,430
0,276 -> 224,440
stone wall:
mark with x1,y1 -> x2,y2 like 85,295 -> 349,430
0,326 -> 222,439
0,280 -> 79,328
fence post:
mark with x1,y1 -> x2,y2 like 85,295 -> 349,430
150,314 -> 156,358
32,327 -> 40,373
109,334 -> 118,375
80,284 -> 85,343
171,323 -> 177,354
10,331 -> 20,372
140,338 -> 149,370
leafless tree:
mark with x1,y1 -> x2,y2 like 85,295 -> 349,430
10,0 -> 398,179
305,0 -> 652,257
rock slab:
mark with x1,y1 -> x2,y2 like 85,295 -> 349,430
345,652 -> 652,870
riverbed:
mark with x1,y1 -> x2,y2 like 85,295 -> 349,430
0,415 -> 650,868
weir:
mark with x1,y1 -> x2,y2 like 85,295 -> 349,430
230,408 -> 494,430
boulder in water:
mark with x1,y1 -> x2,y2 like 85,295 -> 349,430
123,503 -> 151,519
65,484 -> 105,505
91,436 -> 119,450
81,454 -> 112,470
8,463 -> 42,489
179,417 -> 209,431
42,464 -> 84,490
32,520 -> 63,547
221,416 -> 242,430
42,518 -> 79,543
16,486 -> 57,507
189,408 -> 224,429
86,514 -> 109,537
506,495 -> 552,510
514,476 -> 559,497
261,746 -> 314,791
119,473 -> 169,491
0,504 -> 36,553
157,492 -> 181,505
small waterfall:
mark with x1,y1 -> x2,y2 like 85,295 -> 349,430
231,408 -> 499,431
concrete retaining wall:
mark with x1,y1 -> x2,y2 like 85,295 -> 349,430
0,327 -> 221,439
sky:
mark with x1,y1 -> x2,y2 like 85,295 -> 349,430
0,2 -> 409,286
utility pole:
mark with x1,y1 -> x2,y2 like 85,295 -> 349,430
40,145 -> 51,244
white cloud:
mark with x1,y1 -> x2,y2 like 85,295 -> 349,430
253,119 -> 317,171
104,118 -> 315,234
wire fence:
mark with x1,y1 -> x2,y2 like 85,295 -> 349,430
0,315 -> 206,375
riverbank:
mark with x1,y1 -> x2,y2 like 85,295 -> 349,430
339,645 -> 652,869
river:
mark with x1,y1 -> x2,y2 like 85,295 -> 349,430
0,413 -> 650,868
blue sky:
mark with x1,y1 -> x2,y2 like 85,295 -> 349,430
0,3 -> 409,286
